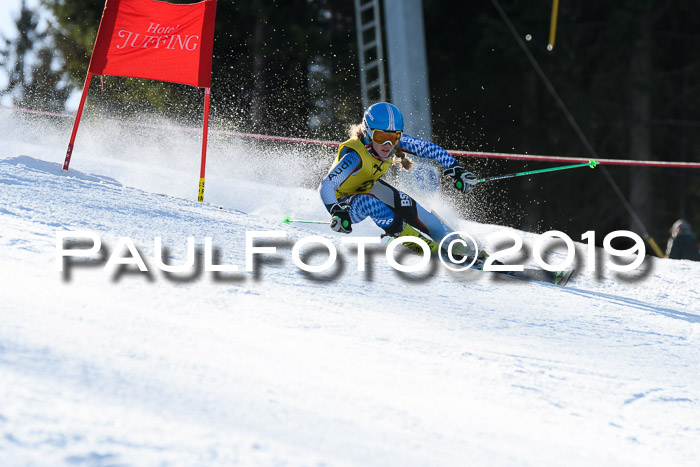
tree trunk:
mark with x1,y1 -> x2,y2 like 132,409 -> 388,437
627,2 -> 653,232
520,70 -> 540,232
250,20 -> 266,131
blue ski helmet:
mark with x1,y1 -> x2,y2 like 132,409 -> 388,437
362,102 -> 404,138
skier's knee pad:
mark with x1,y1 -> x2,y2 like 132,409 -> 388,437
393,191 -> 421,227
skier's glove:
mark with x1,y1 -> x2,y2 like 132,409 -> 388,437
443,164 -> 478,194
330,203 -> 352,234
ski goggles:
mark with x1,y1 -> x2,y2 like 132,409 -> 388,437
369,129 -> 402,146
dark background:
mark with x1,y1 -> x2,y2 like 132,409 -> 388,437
3,0 -> 699,250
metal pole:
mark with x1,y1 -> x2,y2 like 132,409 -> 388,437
63,72 -> 93,171
198,87 -> 211,203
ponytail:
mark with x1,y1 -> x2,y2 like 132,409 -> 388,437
392,148 -> 413,170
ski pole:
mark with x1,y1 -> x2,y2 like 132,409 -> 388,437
282,216 -> 329,225
476,159 -> 598,184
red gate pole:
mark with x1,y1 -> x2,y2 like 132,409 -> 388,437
63,72 -> 94,171
198,87 -> 211,202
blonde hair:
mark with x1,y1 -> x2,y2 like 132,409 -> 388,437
349,124 -> 413,170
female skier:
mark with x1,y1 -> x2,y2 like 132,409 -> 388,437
318,102 -> 478,250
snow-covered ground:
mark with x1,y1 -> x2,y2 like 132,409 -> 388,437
1,109 -> 699,466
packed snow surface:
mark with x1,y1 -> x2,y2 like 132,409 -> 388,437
1,111 -> 699,466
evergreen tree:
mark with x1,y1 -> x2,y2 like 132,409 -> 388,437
2,1 -> 45,104
22,47 -> 71,112
424,0 -> 700,240
2,0 -> 71,112
0,36 -> 9,90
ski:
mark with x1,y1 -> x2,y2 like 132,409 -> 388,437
391,224 -> 574,286
465,255 -> 574,286
463,250 -> 574,286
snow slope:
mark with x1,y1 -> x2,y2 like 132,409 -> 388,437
1,111 -> 699,466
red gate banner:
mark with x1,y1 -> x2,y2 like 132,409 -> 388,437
88,0 -> 217,88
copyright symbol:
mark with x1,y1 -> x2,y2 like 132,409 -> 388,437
438,231 -> 479,272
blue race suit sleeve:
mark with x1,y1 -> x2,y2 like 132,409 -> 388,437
318,151 -> 362,212
398,134 -> 458,169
